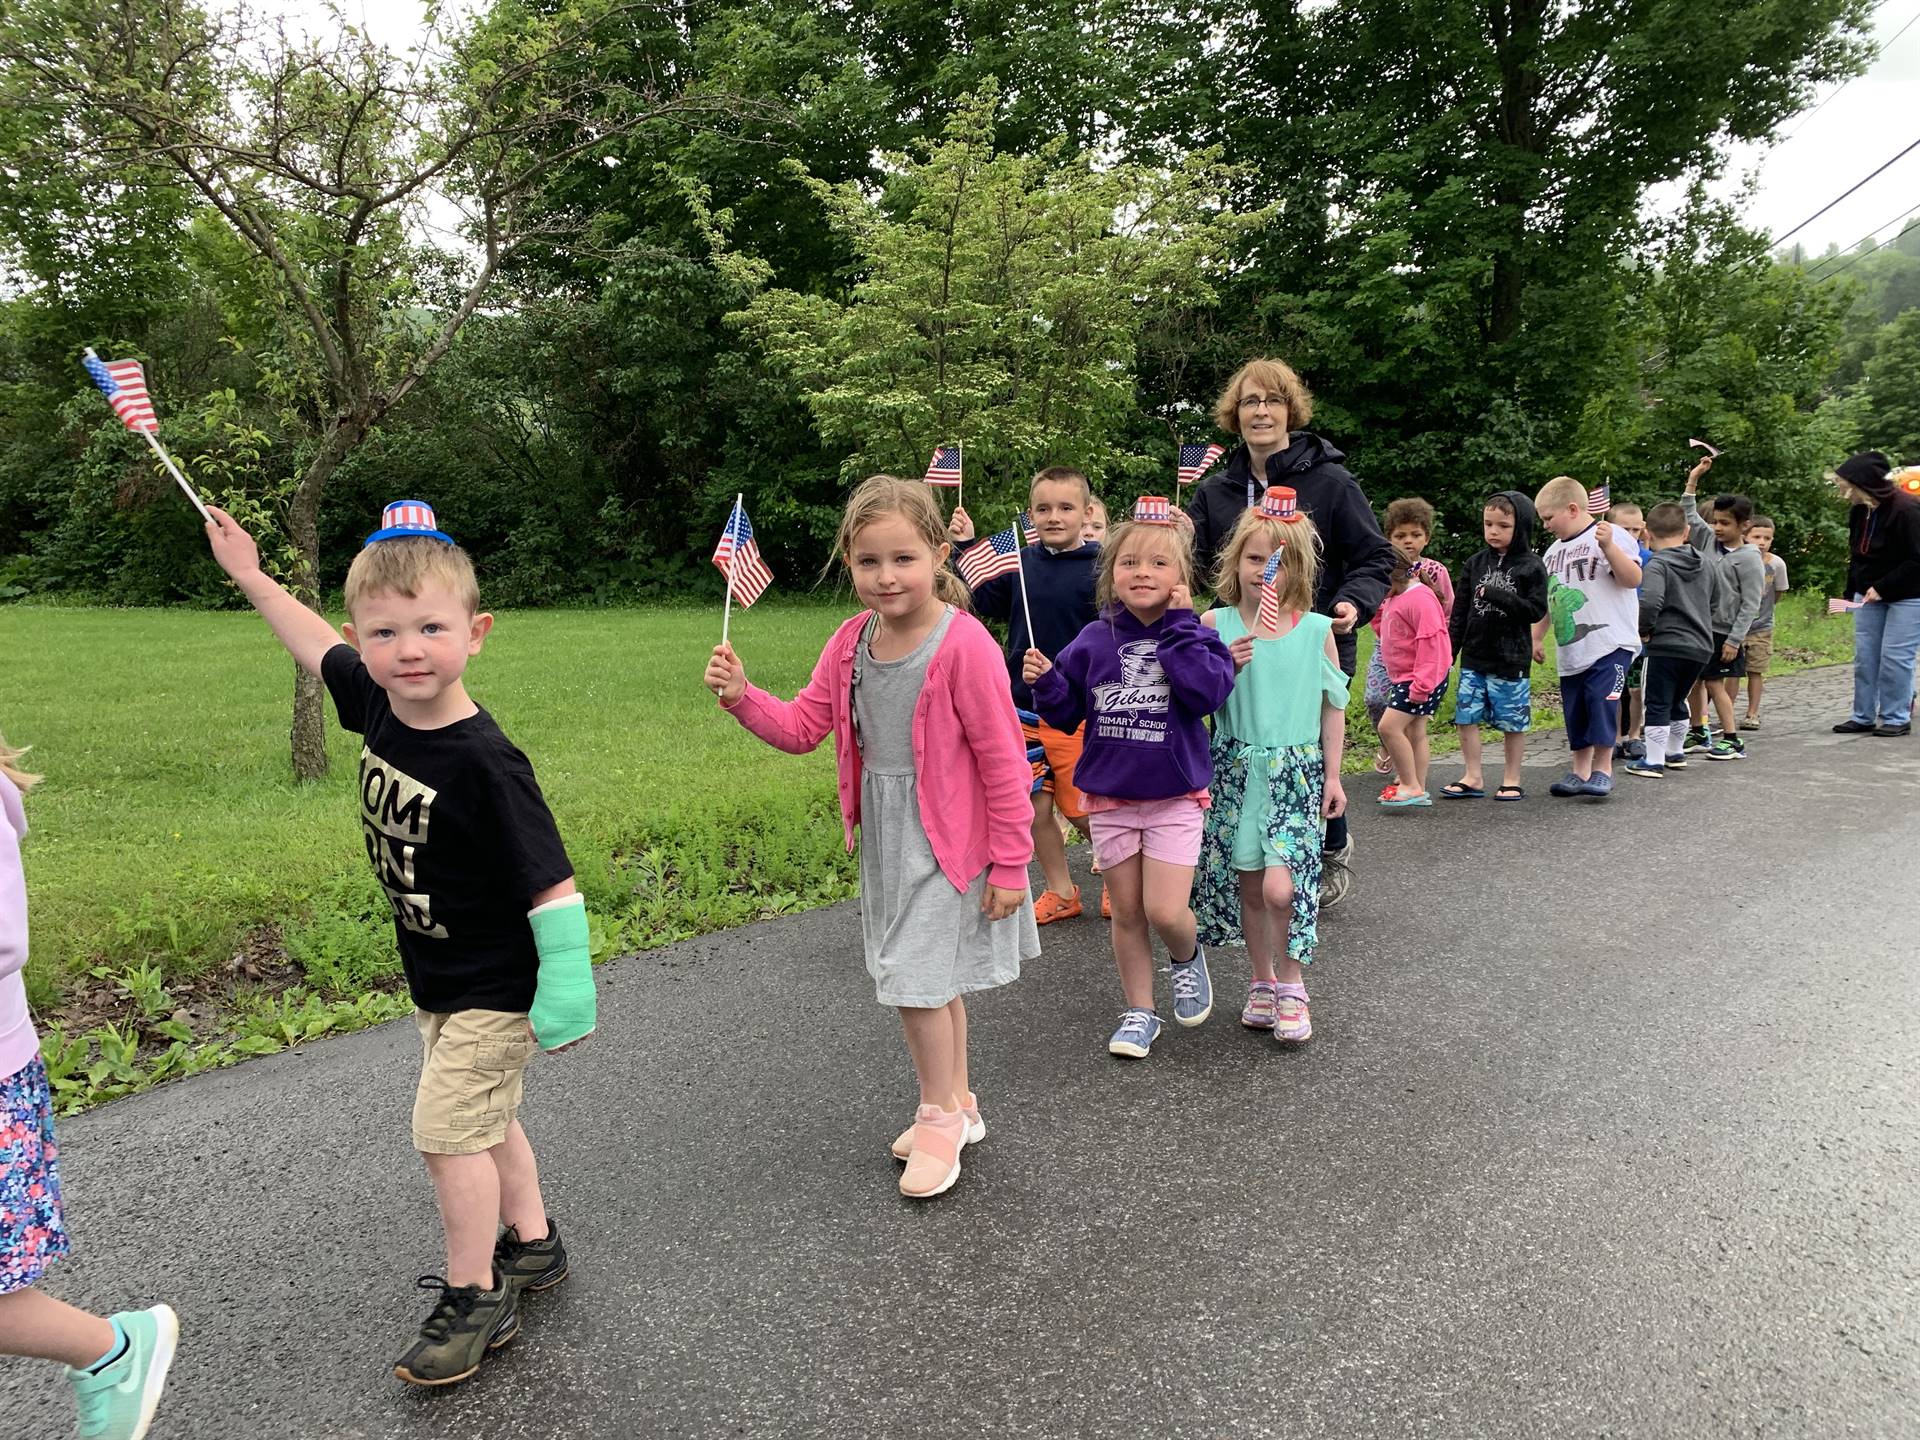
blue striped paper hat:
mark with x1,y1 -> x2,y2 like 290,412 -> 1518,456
366,499 -> 455,546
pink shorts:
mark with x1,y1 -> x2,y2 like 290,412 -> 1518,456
1087,796 -> 1208,871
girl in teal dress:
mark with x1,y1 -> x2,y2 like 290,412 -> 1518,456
1195,488 -> 1351,1045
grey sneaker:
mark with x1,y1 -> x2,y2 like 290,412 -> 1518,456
1108,1008 -> 1163,1058
393,1274 -> 518,1387
494,1221 -> 568,1295
1169,946 -> 1213,1027
1319,837 -> 1355,909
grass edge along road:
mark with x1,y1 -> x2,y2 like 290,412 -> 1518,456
1,593 -> 1851,1112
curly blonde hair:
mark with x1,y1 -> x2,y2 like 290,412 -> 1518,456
0,730 -> 41,793
1094,520 -> 1195,613
1211,507 -> 1322,616
830,475 -> 971,610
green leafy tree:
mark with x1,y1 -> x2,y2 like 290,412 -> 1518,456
1860,309 -> 1920,463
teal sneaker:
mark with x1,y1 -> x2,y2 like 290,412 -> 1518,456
66,1305 -> 179,1440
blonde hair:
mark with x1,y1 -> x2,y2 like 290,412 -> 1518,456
831,475 -> 971,610
1095,520 -> 1195,613
344,537 -> 481,618
1534,475 -> 1588,516
1085,496 -> 1107,520
0,730 -> 41,793
1214,358 -> 1315,435
1212,507 -> 1322,614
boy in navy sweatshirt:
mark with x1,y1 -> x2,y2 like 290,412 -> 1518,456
950,466 -> 1102,922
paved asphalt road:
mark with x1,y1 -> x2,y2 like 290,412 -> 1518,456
4,665 -> 1916,1438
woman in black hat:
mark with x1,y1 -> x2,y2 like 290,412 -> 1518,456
1829,451 -> 1920,737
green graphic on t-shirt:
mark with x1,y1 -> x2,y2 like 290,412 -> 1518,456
1547,574 -> 1587,646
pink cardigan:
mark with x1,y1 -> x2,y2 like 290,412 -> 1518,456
723,609 -> 1035,892
1375,583 -> 1453,702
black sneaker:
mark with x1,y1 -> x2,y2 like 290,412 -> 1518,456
1833,719 -> 1874,733
494,1220 -> 569,1295
1682,727 -> 1711,752
393,1274 -> 518,1387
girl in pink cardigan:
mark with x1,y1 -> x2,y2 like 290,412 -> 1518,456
704,477 -> 1038,1201
1373,554 -> 1453,807
0,734 -> 179,1435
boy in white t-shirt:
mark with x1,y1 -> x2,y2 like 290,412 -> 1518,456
1532,475 -> 1642,800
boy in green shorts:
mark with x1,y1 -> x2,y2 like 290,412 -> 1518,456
204,500 -> 596,1387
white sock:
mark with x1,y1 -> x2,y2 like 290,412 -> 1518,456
1643,724 -> 1668,762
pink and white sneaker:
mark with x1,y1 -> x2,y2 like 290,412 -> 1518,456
1274,994 -> 1312,1045
1241,981 -> 1278,1029
891,1092 -> 984,1161
899,1105 -> 967,1199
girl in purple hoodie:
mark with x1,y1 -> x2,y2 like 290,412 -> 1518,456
1027,498 -> 1237,1059
0,733 -> 178,1438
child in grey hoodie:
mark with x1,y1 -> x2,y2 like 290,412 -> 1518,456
1680,456 -> 1765,759
1626,504 -> 1716,777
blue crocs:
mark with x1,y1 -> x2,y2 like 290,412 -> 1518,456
1579,771 -> 1614,798
1108,1008 -> 1163,1058
1548,771 -> 1586,797
1169,946 -> 1213,1027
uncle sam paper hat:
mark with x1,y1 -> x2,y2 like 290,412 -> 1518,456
1257,486 -> 1298,520
366,499 -> 455,546
1132,495 -> 1174,525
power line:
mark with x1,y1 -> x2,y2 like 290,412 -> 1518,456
1808,215 -> 1920,283
1768,133 -> 1920,249
1802,202 -> 1920,277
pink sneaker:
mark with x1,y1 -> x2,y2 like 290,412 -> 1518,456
891,1092 -> 984,1161
1241,981 -> 1278,1029
899,1105 -> 966,1198
1274,995 -> 1312,1045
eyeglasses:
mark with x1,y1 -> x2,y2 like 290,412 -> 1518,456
1238,394 -> 1285,411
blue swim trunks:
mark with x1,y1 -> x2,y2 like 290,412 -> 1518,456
1453,669 -> 1531,733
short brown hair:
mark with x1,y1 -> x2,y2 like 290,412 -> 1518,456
344,536 -> 481,619
1645,501 -> 1689,539
1214,358 -> 1314,435
1383,497 -> 1435,536
1031,466 -> 1091,505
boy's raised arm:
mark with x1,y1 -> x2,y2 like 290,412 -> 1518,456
204,507 -> 343,676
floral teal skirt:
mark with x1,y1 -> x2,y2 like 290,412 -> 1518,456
1193,736 -> 1327,963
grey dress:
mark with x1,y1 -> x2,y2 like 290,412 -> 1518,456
854,607 -> 1039,1008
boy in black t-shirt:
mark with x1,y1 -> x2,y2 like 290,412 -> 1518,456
204,499 -> 595,1388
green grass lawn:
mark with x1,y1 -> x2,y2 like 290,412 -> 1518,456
0,589 -> 1852,1107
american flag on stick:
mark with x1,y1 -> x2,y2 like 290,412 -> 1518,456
1587,483 -> 1611,516
1257,549 -> 1285,633
79,348 -> 212,523
958,515 -> 1028,587
1688,439 -> 1722,459
925,446 -> 962,487
1178,443 -> 1224,487
713,497 -> 773,614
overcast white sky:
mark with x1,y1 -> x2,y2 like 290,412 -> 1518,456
304,0 -> 1920,257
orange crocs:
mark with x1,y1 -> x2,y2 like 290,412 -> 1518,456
1032,887 -> 1083,925
1099,887 -> 1111,919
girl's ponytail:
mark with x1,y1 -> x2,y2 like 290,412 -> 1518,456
0,731 -> 40,793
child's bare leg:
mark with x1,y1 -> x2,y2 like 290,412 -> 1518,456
1263,866 -> 1302,985
1141,857 -> 1198,963
492,1120 -> 548,1242
1746,671 -> 1764,720
0,1288 -> 118,1369
1710,678 -> 1737,736
1238,870 -> 1275,982
950,997 -> 970,1101
1457,724 -> 1485,788
423,1152 -> 503,1288
1571,743 -> 1597,780
1102,854 -> 1155,1008
1411,716 -> 1433,793
1627,685 -> 1644,739
1501,730 -> 1526,788
899,1003 -> 963,1111
1029,791 -> 1074,898
1689,679 -> 1709,732
1378,710 -> 1420,795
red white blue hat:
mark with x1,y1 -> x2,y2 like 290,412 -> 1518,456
1258,486 -> 1298,520
1133,495 -> 1173,525
366,499 -> 455,546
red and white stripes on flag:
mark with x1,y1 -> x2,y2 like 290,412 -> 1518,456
1587,483 -> 1611,516
1257,549 -> 1285,633
82,354 -> 159,433
712,501 -> 774,607
957,517 -> 1026,587
925,446 -> 962,487
1178,443 -> 1224,487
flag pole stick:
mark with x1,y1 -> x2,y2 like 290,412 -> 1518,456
1013,512 -> 1034,637
957,440 -> 964,511
720,492 -> 743,648
82,348 -> 214,524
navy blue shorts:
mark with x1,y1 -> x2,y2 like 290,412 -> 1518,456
1385,676 -> 1448,718
1560,648 -> 1632,752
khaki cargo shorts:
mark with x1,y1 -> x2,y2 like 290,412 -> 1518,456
1742,627 -> 1774,674
412,1008 -> 538,1155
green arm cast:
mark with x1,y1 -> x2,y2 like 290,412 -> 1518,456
528,894 -> 595,1051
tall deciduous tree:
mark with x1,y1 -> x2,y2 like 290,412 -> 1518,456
0,0 -> 752,777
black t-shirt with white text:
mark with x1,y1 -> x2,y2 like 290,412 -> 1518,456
321,644 -> 574,1013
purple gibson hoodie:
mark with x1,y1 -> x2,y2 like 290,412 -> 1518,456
1032,607 -> 1237,800
0,774 -> 37,1081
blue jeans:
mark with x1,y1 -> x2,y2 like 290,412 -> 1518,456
1852,597 -> 1920,727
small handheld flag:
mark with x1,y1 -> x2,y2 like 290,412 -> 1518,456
1022,510 -> 1039,546
713,496 -> 773,645
1688,439 -> 1722,459
1828,597 -> 1863,614
1587,483 -> 1611,516
79,348 -> 213,523
925,447 -> 962,488
1133,495 -> 1173,526
1257,549 -> 1286,634
1178,443 -> 1224,487
958,519 -> 1026,587
1257,486 -> 1298,520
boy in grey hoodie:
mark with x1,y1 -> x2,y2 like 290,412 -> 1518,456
1625,503 -> 1715,777
1680,456 -> 1764,760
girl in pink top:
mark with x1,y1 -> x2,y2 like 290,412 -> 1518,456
704,477 -> 1038,1201
0,733 -> 179,1436
1373,554 -> 1453,807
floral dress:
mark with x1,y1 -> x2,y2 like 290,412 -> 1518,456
1193,607 -> 1350,964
